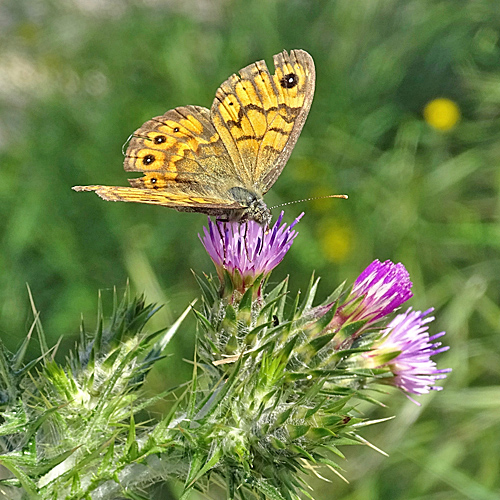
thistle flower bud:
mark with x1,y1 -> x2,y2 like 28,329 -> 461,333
326,260 -> 413,342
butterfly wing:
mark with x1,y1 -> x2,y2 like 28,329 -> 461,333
72,185 -> 242,214
73,50 -> 315,221
211,49 -> 315,194
73,105 -> 245,214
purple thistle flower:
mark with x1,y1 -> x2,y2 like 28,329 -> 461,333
200,211 -> 303,292
349,259 -> 413,322
329,260 -> 413,336
365,308 -> 451,404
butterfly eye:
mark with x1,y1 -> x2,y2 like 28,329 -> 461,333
143,154 -> 155,165
153,135 -> 166,144
280,73 -> 298,89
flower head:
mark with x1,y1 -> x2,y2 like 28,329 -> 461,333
423,97 -> 461,131
200,211 -> 303,294
364,308 -> 451,404
329,260 -> 413,337
349,259 -> 413,321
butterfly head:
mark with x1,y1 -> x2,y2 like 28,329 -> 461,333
244,197 -> 272,228
227,186 -> 272,228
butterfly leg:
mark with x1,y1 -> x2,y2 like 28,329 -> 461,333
214,219 -> 228,268
243,222 -> 251,262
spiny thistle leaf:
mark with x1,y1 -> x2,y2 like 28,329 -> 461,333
0,457 -> 39,499
192,271 -> 218,306
297,273 -> 319,316
0,286 -> 194,499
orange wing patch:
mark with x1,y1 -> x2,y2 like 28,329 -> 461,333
258,50 -> 315,191
124,106 -> 221,174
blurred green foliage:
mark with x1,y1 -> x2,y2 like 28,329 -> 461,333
0,0 -> 499,498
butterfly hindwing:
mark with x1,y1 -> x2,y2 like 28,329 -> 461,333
123,105 -> 242,195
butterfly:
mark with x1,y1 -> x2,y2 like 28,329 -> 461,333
73,49 -> 315,227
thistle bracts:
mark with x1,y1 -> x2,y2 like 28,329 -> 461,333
191,269 -> 363,499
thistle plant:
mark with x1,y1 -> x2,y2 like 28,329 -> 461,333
0,212 -> 450,500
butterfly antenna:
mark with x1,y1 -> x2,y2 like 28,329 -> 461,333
121,133 -> 135,155
270,194 -> 348,210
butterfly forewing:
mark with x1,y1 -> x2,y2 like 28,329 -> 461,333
211,49 -> 315,194
72,185 -> 242,214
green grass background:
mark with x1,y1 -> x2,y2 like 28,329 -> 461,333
1,0 -> 499,498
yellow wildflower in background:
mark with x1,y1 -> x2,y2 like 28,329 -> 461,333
318,219 -> 353,263
423,98 -> 461,131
